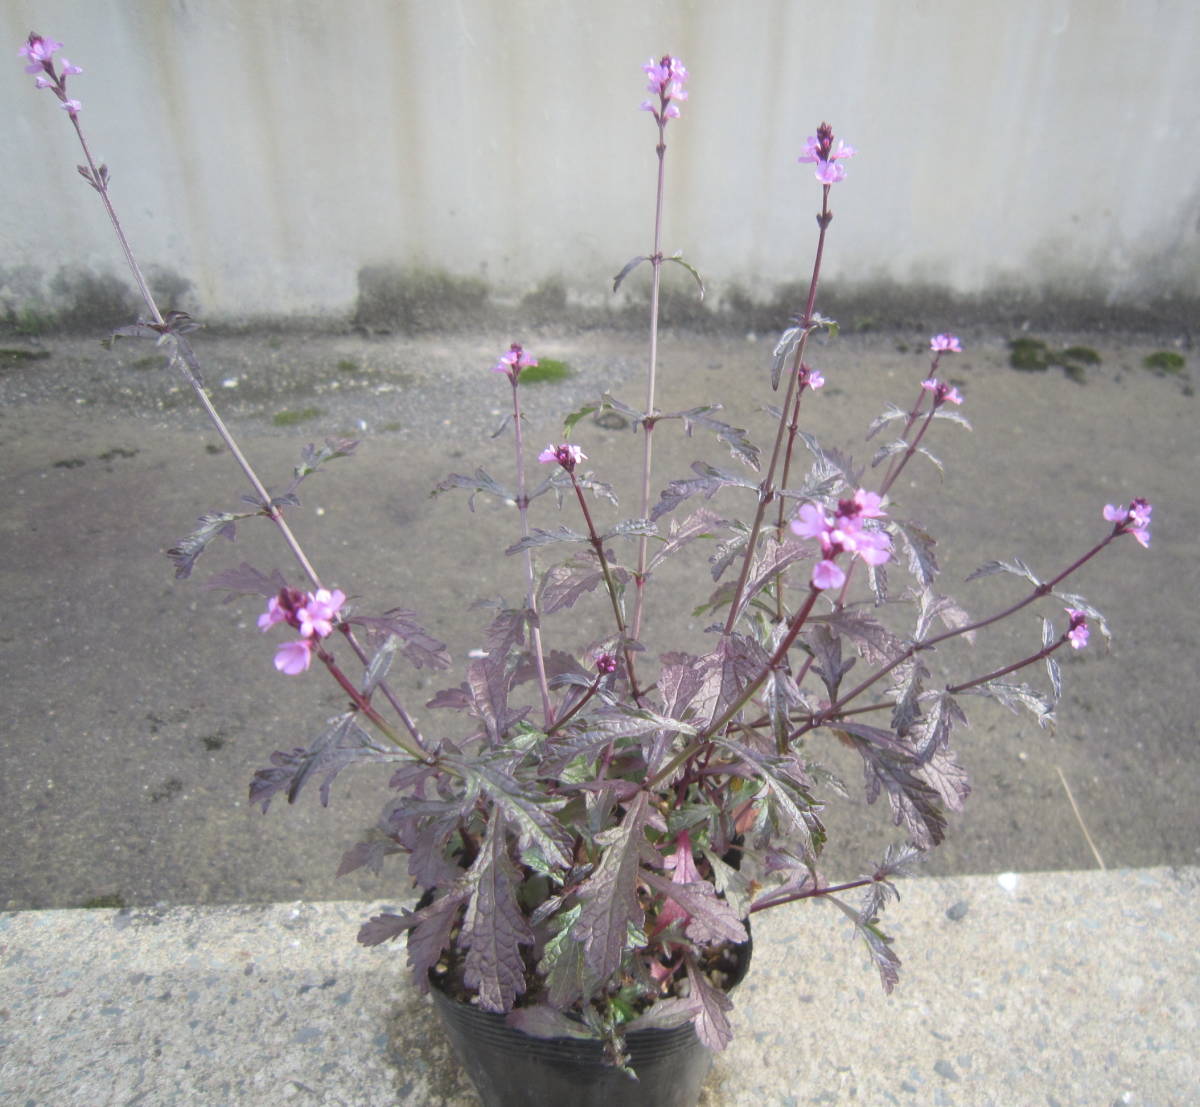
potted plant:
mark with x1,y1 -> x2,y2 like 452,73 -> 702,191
23,36 -> 1152,1106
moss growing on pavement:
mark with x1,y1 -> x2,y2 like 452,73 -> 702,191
519,358 -> 572,384
272,406 -> 323,426
1143,350 -> 1186,374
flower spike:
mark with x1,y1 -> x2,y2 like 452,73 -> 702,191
798,121 -> 856,184
1103,499 -> 1152,548
640,54 -> 688,125
538,443 -> 586,472
493,342 -> 537,380
19,33 -> 83,114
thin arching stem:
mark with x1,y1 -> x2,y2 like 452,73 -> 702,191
65,110 -> 429,752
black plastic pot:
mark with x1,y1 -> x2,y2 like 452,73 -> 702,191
430,937 -> 752,1107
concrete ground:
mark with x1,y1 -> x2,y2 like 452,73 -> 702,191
0,324 -> 1196,1103
2,868 -> 1196,1105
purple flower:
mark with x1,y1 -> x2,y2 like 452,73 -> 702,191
1065,608 -> 1089,650
851,489 -> 886,518
921,377 -> 963,406
594,652 -> 619,675
259,587 -> 344,675
20,33 -> 82,111
930,334 -> 962,353
798,122 -> 856,184
493,342 -> 537,379
811,559 -> 846,590
641,54 -> 688,124
274,638 -> 315,675
257,595 -> 288,631
19,34 -> 62,72
790,502 -> 829,540
1103,499 -> 1152,548
538,443 -> 587,471
813,159 -> 847,185
799,364 -> 824,390
258,588 -> 307,632
790,488 -> 892,589
298,588 -> 346,638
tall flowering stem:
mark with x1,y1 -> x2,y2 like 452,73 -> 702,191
24,33 -> 429,758
495,345 -> 554,725
726,123 -> 852,635
631,55 -> 688,646
540,445 -> 642,698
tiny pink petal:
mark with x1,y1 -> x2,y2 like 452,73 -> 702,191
855,531 -> 892,566
274,639 -> 313,675
814,160 -> 846,184
852,489 -> 886,518
811,560 -> 845,590
791,503 -> 829,540
258,596 -> 287,631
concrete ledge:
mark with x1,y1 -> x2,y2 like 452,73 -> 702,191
2,868 -> 1196,1105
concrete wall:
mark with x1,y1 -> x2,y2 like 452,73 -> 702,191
3,0 -> 1198,325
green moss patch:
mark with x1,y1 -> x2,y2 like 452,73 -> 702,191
520,358 -> 572,384
1009,338 -> 1102,382
1143,350 -> 1186,374
272,406 -> 323,427
1060,346 -> 1100,365
1008,337 -> 1051,371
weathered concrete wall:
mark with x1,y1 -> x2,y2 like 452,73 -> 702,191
3,0 -> 1198,326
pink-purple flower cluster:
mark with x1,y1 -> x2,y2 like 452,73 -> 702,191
1103,499 -> 1152,548
921,378 -> 964,406
258,586 -> 347,674
791,489 -> 892,590
18,33 -> 82,114
930,334 -> 962,354
640,54 -> 688,123
492,342 -> 537,380
538,443 -> 587,472
799,363 -> 825,390
798,122 -> 856,184
1064,608 -> 1090,650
